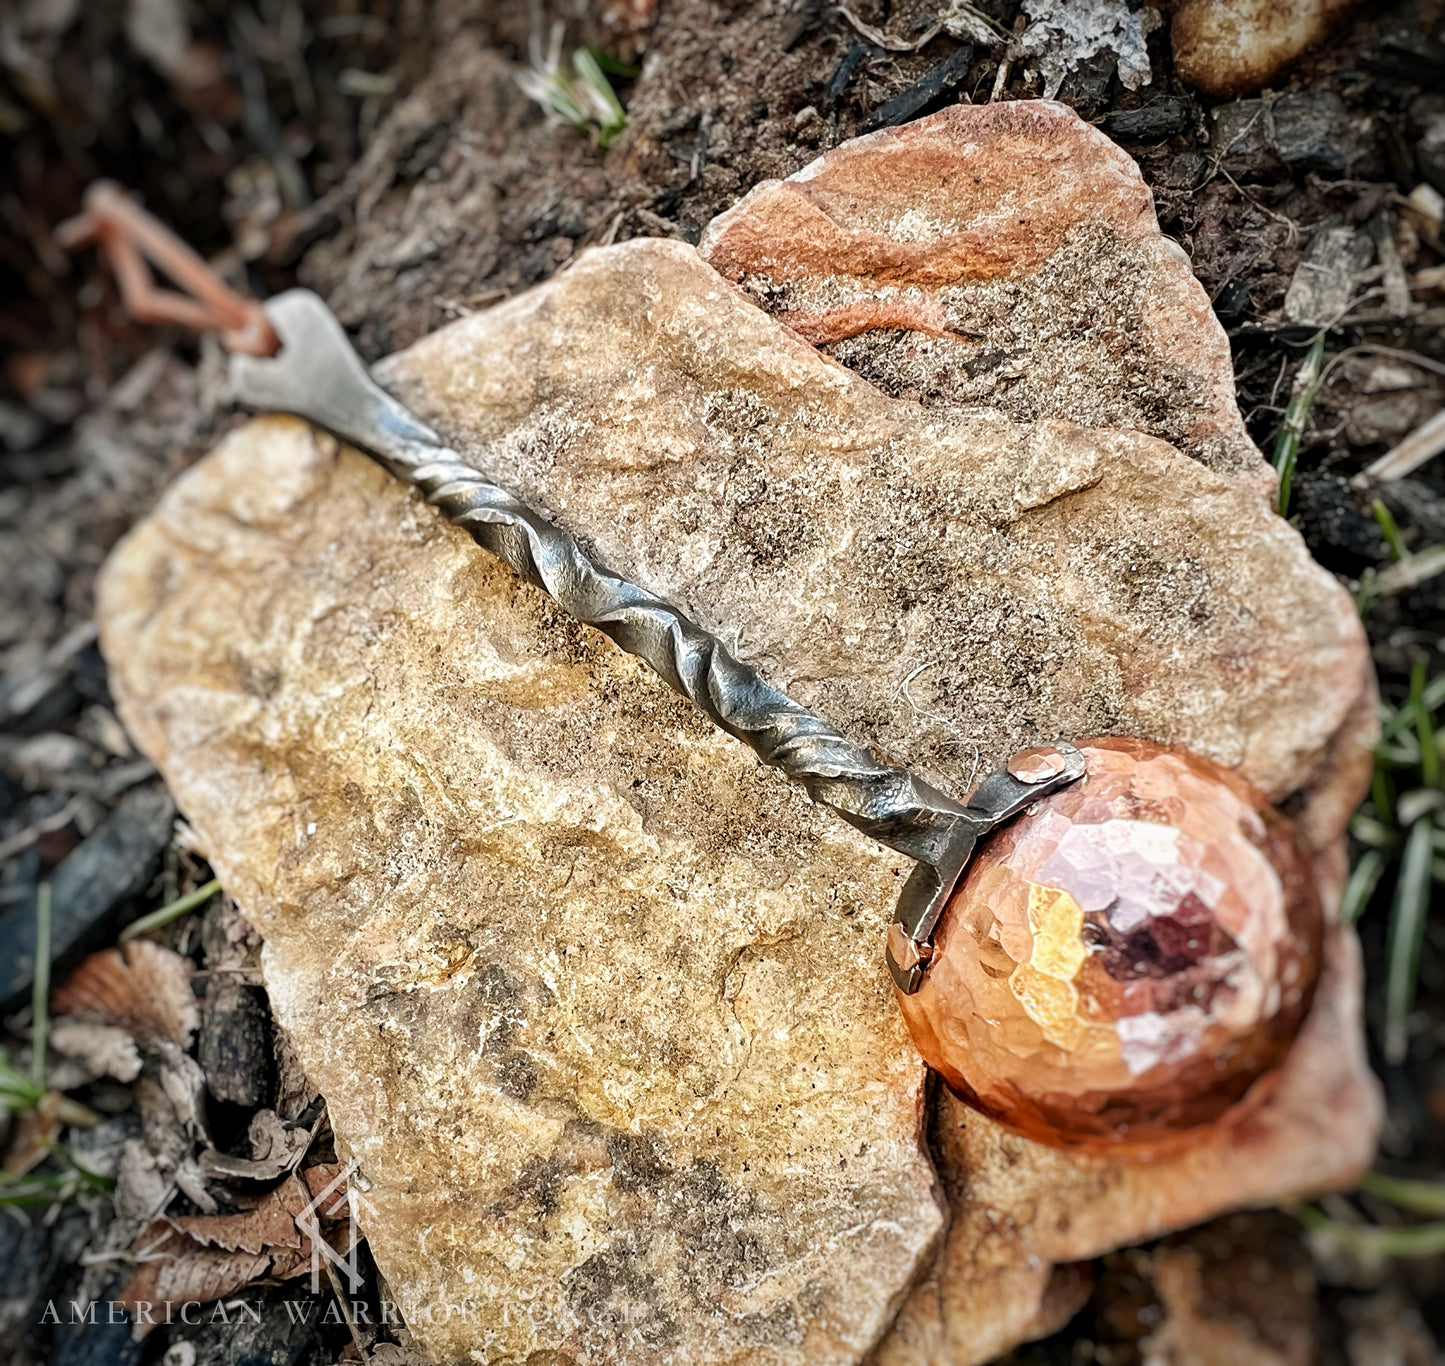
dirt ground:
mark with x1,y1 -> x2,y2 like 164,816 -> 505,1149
1,1 -> 1444,1364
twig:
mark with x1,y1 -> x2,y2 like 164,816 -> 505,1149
1213,162 -> 1299,245
1374,544 -> 1445,598
31,883 -> 51,1090
835,3 -> 942,51
1319,346 -> 1445,420
0,797 -> 85,863
292,1171 -> 370,1357
1362,409 -> 1445,483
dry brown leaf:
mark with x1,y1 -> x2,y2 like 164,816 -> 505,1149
299,1160 -> 346,1205
170,1180 -> 308,1255
117,1223 -> 272,1331
53,940 -> 199,1049
116,1166 -> 351,1335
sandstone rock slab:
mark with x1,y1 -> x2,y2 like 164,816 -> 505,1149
699,102 -> 1270,495
100,236 -> 1377,1363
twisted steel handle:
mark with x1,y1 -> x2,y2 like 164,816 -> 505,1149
230,290 -> 968,864
410,456 -> 968,864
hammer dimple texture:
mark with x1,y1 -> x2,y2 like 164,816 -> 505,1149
901,738 -> 1323,1151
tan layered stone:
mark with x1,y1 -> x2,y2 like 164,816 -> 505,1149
99,237 -> 1378,1363
1173,0 -> 1366,101
101,414 -> 946,1362
700,101 -> 1270,496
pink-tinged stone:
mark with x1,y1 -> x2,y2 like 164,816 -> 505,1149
700,101 -> 1272,497
900,739 -> 1323,1152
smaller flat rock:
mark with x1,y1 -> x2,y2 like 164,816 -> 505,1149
700,101 -> 1269,494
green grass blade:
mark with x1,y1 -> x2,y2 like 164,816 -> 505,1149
1273,331 -> 1326,517
1373,498 -> 1408,561
1412,659 -> 1440,790
1361,1170 -> 1445,1216
119,878 -> 222,944
1371,764 -> 1396,827
1340,848 -> 1387,925
1294,1202 -> 1445,1258
582,47 -> 640,78
1385,816 -> 1436,1064
0,1053 -> 45,1111
572,48 -> 626,145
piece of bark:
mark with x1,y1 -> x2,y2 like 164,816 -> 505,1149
1282,223 -> 1375,328
98,238 -> 1376,1363
699,102 -> 1269,496
1173,0 -> 1366,101
198,979 -> 277,1108
0,781 -> 175,1010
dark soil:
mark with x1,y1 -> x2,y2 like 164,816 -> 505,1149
2,2 -> 1444,1364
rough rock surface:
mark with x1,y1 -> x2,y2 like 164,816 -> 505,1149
699,102 -> 1269,496
99,236 -> 1378,1363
